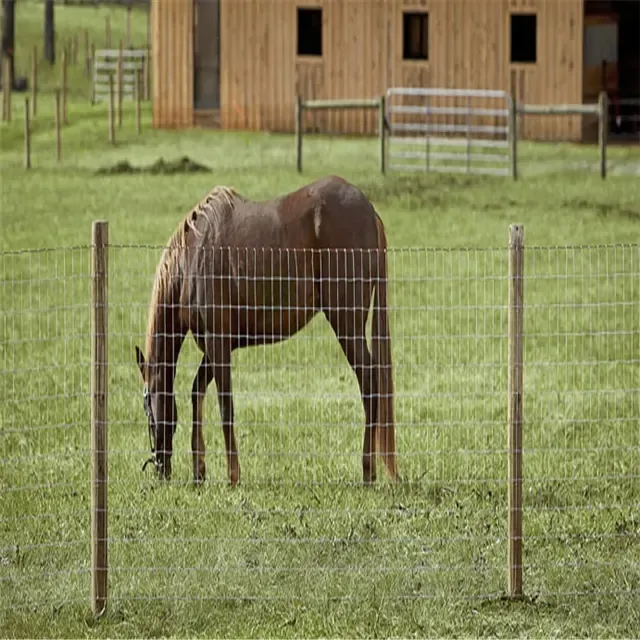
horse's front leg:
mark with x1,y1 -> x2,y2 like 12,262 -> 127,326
191,355 -> 214,485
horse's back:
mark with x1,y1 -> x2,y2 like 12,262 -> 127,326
186,176 -> 382,343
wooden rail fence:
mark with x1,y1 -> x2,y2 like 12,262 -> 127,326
294,92 -> 609,179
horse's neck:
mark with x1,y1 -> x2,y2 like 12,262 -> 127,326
149,305 -> 185,392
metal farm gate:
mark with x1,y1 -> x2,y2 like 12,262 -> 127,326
385,88 -> 514,176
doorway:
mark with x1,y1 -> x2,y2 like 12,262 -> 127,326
584,0 -> 640,139
194,0 -> 220,111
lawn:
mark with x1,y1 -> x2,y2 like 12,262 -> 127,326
1,3 -> 640,639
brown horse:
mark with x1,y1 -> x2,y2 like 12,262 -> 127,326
135,175 -> 398,486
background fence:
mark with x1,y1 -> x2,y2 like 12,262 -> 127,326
1,228 -> 638,614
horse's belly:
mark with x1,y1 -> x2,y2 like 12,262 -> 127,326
235,278 -> 318,344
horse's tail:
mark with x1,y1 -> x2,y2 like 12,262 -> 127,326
372,214 -> 399,481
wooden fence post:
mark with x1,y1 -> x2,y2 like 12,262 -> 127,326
509,94 -> 518,180
90,43 -> 96,104
24,98 -> 31,169
117,41 -> 123,129
1,60 -> 5,122
31,46 -> 38,118
135,68 -> 141,135
3,57 -> 12,123
295,96 -> 302,173
84,29 -> 90,79
108,75 -> 115,145
91,220 -> 109,618
126,6 -> 132,48
379,95 -> 386,175
143,46 -> 150,101
61,49 -> 68,124
507,223 -> 525,599
598,91 -> 608,179
54,89 -> 62,163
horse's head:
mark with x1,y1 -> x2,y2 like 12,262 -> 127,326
135,345 -> 177,480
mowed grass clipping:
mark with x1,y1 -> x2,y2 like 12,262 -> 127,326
2,4 -> 640,638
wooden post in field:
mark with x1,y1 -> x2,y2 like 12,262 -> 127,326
1,59 -> 5,122
72,34 -> 79,65
126,6 -> 132,48
61,49 -> 68,124
598,91 -> 608,179
31,46 -> 37,118
117,41 -> 123,128
135,68 -> 141,134
54,89 -> 61,162
105,16 -> 111,49
143,46 -> 150,101
91,219 -> 109,618
507,223 -> 525,599
24,98 -> 31,169
295,96 -> 302,173
108,75 -> 115,145
379,95 -> 386,175
3,57 -> 12,123
90,43 -> 96,104
509,94 -> 518,180
83,29 -> 90,78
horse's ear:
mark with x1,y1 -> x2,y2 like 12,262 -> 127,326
135,346 -> 146,379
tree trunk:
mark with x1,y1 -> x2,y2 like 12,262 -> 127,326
1,0 -> 15,87
44,0 -> 55,65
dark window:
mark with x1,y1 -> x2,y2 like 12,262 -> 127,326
297,7 -> 322,56
510,14 -> 537,63
403,12 -> 429,61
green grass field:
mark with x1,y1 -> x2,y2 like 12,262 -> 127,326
1,3 -> 640,638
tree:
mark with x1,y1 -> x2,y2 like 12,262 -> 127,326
1,0 -> 15,87
44,0 -> 54,64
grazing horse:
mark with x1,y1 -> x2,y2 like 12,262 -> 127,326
135,175 -> 398,486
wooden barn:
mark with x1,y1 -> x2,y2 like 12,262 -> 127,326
150,0 -> 639,141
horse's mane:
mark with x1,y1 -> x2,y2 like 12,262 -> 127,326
144,186 -> 237,367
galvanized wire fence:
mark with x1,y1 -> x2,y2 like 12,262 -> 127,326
1,233 -> 638,614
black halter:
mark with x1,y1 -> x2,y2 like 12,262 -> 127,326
141,385 -> 159,473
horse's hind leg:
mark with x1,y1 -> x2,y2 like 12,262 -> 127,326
207,341 -> 240,486
192,354 -> 214,485
324,310 -> 377,484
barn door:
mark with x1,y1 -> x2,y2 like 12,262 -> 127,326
194,0 -> 220,109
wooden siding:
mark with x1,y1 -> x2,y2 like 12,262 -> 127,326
154,0 -> 588,141
151,0 -> 194,128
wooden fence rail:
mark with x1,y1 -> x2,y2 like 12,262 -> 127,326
517,92 -> 608,179
296,96 -> 387,175
294,92 -> 609,180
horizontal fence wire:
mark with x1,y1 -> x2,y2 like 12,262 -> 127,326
1,243 -> 638,611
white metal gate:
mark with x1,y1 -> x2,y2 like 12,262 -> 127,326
385,88 -> 513,176
92,49 -> 147,103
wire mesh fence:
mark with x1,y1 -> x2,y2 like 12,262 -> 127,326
1,233 -> 638,613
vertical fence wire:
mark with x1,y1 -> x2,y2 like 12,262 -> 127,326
1,243 -> 638,612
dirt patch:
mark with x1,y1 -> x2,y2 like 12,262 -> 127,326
96,156 -> 211,175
